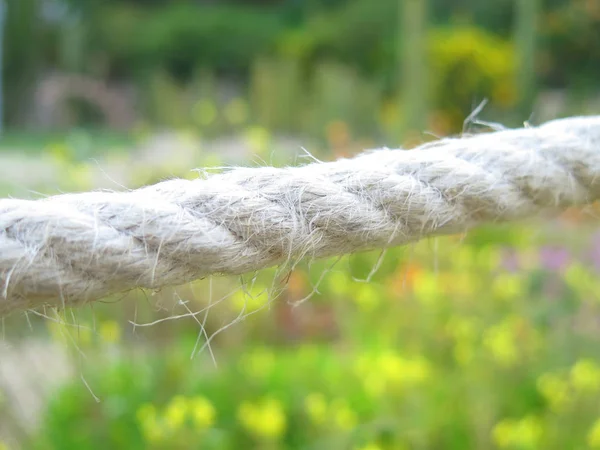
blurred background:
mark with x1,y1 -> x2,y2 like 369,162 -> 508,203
1,0 -> 600,449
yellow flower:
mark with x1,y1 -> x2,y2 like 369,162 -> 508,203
257,399 -> 287,439
304,393 -> 328,425
47,142 -> 74,162
136,403 -> 165,443
164,396 -> 188,430
354,284 -> 379,311
492,273 -> 524,302
588,418 -> 600,448
328,271 -> 351,297
330,398 -> 357,431
483,322 -> 518,367
412,272 -> 441,305
238,398 -> 286,440
190,396 -> 216,429
570,359 -> 600,393
378,352 -> 404,383
429,27 -> 516,110
99,320 -> 121,344
357,443 -> 383,450
136,403 -> 157,424
536,373 -> 571,412
232,285 -> 270,313
357,351 -> 430,396
492,415 -> 543,449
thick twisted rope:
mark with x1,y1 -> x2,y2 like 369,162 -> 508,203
1,116 -> 600,315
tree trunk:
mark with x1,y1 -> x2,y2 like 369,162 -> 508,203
515,0 -> 540,121
399,0 -> 429,141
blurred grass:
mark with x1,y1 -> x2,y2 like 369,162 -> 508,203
2,126 -> 600,450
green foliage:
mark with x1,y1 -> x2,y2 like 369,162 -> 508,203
3,0 -> 600,134
3,0 -> 44,125
429,0 -> 515,35
539,0 -> 600,88
428,26 -> 517,129
93,4 -> 285,80
135,22 -> 516,141
22,211 -> 600,449
278,0 -> 398,78
1,98 -> 599,448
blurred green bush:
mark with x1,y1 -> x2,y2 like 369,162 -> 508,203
132,24 -> 517,140
277,0 -> 398,80
22,217 -> 600,450
428,26 -> 516,131
80,0 -> 600,91
1,0 -> 598,142
5,0 -> 600,130
539,0 -> 600,89
93,4 -> 285,80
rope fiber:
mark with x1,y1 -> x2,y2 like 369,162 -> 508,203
1,116 -> 600,315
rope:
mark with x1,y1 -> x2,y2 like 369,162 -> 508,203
1,116 -> 599,315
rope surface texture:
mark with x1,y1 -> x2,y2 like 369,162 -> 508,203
2,116 -> 600,315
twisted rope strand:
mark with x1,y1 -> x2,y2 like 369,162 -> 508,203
2,116 -> 600,315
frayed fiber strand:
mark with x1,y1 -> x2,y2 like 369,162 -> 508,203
2,116 -> 600,315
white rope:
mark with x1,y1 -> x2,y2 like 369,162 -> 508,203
1,116 -> 599,315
